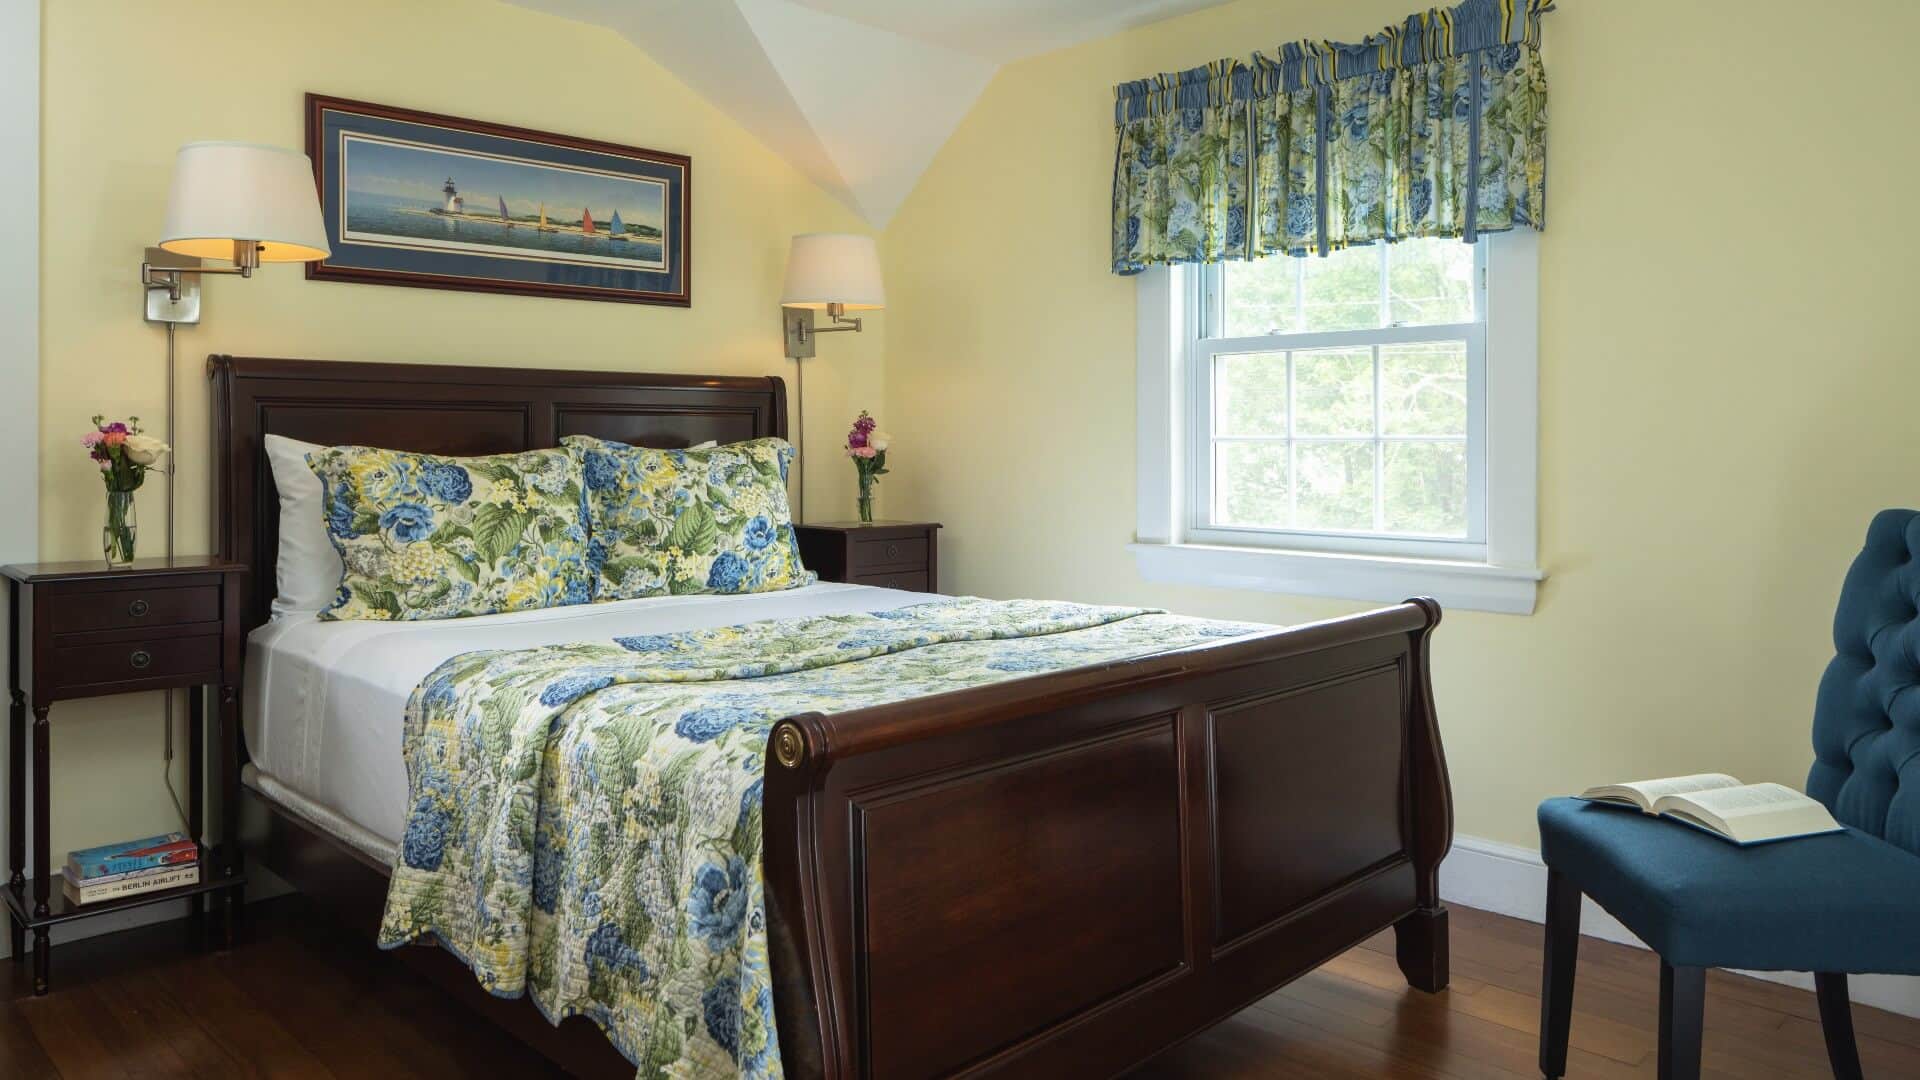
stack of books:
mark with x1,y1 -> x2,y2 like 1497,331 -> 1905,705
63,832 -> 200,905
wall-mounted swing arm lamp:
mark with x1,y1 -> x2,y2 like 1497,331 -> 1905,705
139,140 -> 329,540
135,141 -> 328,835
141,142 -> 331,322
780,232 -> 884,523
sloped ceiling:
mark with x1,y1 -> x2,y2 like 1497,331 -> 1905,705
506,0 -> 1225,226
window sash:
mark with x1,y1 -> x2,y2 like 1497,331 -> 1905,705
1185,247 -> 1489,558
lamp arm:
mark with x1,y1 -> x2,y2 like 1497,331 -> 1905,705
793,302 -> 864,345
805,318 -> 863,336
141,240 -> 266,300
141,262 -> 253,300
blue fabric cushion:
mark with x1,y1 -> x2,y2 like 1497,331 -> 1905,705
1538,798 -> 1920,972
1808,508 -> 1920,855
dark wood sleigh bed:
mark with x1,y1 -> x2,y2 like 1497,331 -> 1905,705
209,354 -> 1453,1078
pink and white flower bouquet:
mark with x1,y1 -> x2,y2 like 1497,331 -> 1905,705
84,416 -> 170,566
845,410 -> 892,523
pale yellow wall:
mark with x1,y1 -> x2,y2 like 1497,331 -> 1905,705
880,0 -> 1920,848
38,0 -> 876,862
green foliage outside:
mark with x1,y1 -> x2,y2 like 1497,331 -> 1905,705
1211,239 -> 1473,538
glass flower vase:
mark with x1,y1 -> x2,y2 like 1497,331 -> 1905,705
856,475 -> 875,523
103,489 -> 138,568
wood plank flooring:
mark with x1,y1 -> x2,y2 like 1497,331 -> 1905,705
3,897 -> 1915,1077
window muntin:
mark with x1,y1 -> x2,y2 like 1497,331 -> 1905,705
1191,239 -> 1484,554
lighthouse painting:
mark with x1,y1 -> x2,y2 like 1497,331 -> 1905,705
341,138 -> 667,270
309,94 -> 690,306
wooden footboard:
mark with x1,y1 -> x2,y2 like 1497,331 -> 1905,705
761,598 -> 1449,1079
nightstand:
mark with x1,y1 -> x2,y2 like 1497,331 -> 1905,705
2,557 -> 248,995
795,522 -> 941,592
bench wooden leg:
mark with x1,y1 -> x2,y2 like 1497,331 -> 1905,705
1658,962 -> 1705,1080
1539,869 -> 1580,1078
1815,972 -> 1864,1080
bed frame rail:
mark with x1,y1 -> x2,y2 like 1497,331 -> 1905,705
762,598 -> 1449,1078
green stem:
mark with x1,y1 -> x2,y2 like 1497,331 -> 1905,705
103,489 -> 137,566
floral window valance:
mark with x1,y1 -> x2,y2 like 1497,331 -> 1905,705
1112,0 -> 1552,275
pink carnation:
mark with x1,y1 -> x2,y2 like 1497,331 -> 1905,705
848,445 -> 878,459
80,431 -> 102,447
103,430 -> 127,447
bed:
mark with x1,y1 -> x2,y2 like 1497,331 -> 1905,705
212,354 -> 1453,1078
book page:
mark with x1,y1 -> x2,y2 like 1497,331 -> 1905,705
1580,773 -> 1740,811
1657,783 -> 1841,844
1621,774 -> 1741,801
1663,783 -> 1814,818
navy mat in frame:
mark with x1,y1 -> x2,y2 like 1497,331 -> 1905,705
305,94 -> 690,307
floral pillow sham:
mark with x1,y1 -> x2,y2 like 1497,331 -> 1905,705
564,435 -> 815,600
306,444 -> 594,621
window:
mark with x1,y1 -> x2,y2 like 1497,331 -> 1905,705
1194,239 -> 1481,557
1132,233 -> 1541,614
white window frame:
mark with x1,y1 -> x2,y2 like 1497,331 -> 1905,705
1131,231 -> 1543,615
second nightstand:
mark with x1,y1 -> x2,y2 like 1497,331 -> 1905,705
795,521 -> 941,593
2,557 -> 248,995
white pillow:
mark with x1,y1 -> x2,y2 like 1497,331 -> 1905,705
263,434 -> 345,618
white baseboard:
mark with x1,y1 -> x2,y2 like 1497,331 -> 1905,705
1441,833 -> 1920,1019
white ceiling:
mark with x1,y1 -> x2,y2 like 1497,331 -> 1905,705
506,0 -> 1226,226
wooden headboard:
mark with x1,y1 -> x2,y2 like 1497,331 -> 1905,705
209,354 -> 788,633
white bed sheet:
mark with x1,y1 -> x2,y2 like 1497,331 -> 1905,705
243,583 -> 931,851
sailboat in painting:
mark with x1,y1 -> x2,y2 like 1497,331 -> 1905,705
537,202 -> 555,232
499,195 -> 513,228
609,209 -> 628,241
582,208 -> 596,236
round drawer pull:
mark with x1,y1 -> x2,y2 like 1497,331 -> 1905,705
129,650 -> 153,670
885,543 -> 900,559
128,599 -> 151,618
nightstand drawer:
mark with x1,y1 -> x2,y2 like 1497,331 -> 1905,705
853,570 -> 932,593
795,522 -> 939,592
851,537 -> 928,571
47,633 -> 221,693
49,584 -> 220,634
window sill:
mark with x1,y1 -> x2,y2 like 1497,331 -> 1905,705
1128,541 -> 1544,615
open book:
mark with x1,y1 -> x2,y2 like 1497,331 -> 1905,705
1577,773 -> 1843,846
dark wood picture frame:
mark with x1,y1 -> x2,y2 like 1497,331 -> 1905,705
304,94 -> 691,307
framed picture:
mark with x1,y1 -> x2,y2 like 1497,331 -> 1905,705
305,94 -> 690,306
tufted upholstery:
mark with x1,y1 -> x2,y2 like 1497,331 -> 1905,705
1807,509 -> 1920,856
1537,797 -> 1920,972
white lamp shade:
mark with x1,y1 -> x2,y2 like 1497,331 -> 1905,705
158,142 -> 331,263
780,233 -> 884,310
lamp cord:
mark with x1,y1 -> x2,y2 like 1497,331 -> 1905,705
161,321 -> 190,834
793,355 -> 805,523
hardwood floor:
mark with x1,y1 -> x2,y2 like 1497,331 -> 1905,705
3,898 -> 1916,1077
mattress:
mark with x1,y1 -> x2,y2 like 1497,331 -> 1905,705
242,582 -> 931,855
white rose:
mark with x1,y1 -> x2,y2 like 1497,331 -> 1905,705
868,431 -> 893,452
123,434 -> 169,466
122,433 -> 171,466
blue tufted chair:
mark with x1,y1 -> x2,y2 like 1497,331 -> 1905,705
1535,509 -> 1920,1080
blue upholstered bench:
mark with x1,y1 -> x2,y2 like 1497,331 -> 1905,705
1536,509 -> 1920,1080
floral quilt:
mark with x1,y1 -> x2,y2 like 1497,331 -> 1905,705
378,597 -> 1267,1078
